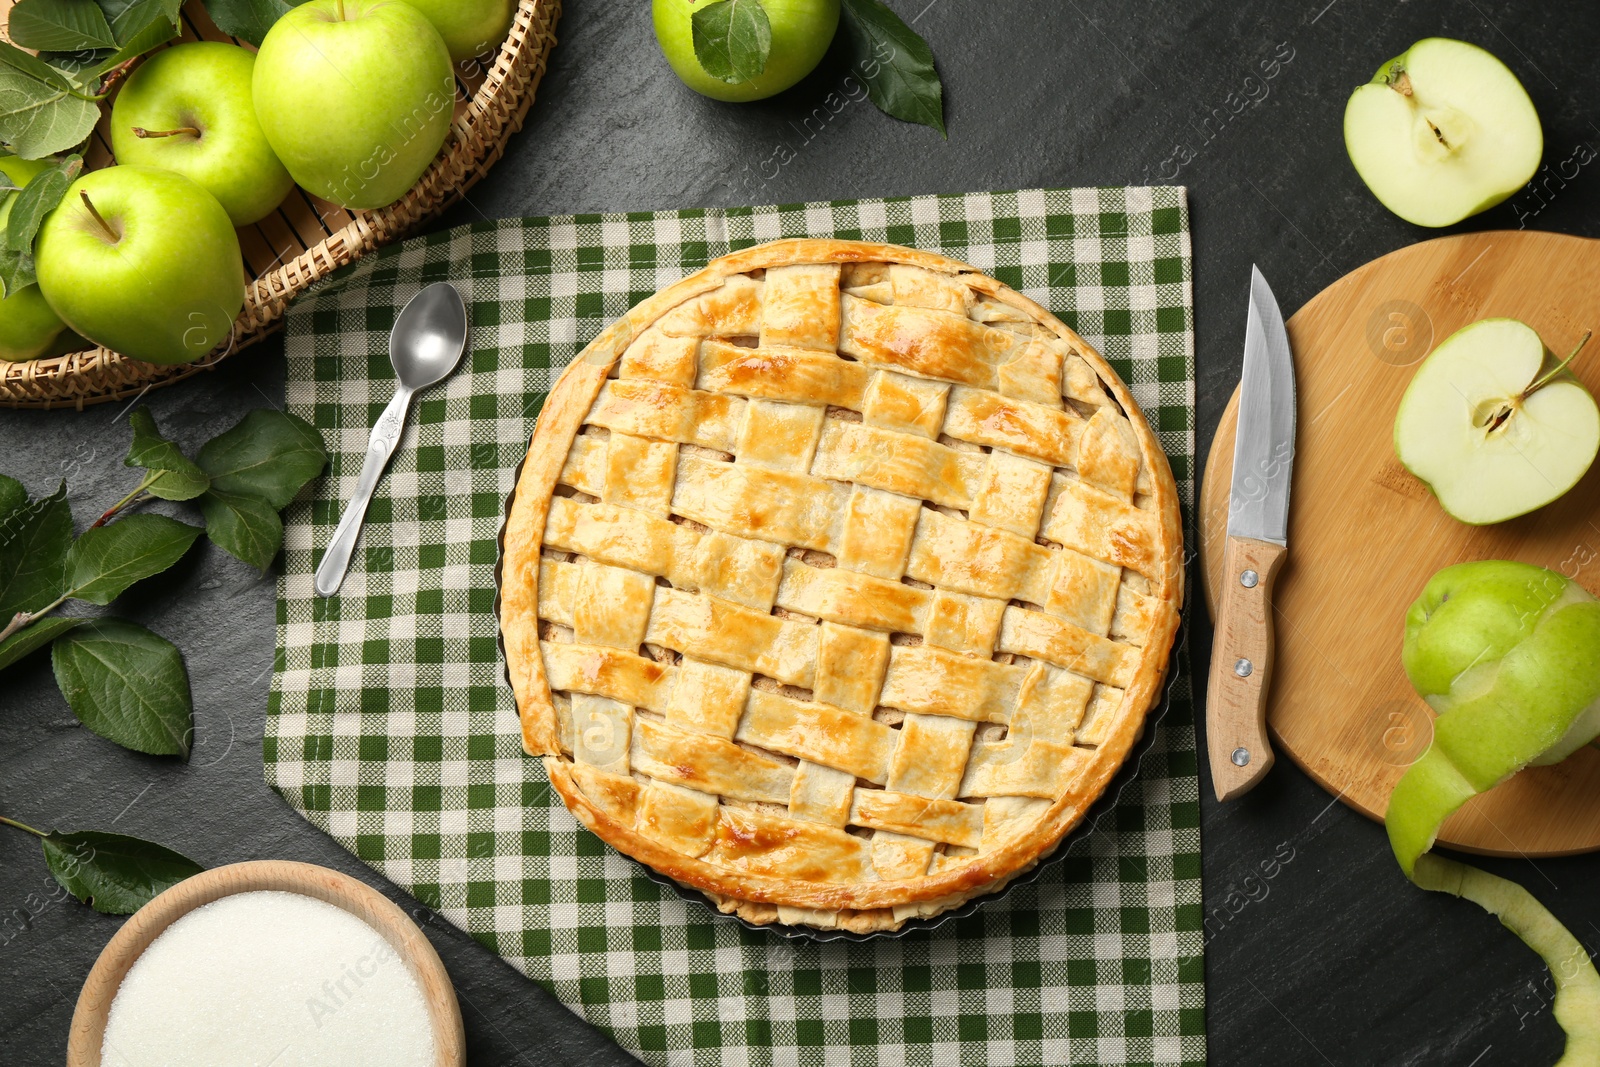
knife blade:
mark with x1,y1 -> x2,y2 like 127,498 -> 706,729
1207,265 -> 1297,801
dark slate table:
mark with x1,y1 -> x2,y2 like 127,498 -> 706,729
4,2 -> 1598,1063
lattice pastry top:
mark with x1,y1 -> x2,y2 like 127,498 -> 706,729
500,239 -> 1183,933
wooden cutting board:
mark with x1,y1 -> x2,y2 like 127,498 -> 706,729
1201,230 -> 1600,857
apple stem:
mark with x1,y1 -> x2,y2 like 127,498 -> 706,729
0,816 -> 47,839
90,472 -> 159,529
1523,330 -> 1594,398
335,0 -> 346,18
78,191 -> 118,243
97,56 -> 140,94
131,126 -> 200,140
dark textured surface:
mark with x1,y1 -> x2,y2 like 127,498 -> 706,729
4,2 -> 1599,1064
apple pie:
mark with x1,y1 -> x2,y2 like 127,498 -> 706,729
499,239 -> 1183,933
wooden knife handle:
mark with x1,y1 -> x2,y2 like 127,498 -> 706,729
1206,535 -> 1288,801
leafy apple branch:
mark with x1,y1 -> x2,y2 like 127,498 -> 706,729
0,405 -> 325,912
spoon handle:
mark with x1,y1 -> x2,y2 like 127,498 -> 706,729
314,385 -> 415,597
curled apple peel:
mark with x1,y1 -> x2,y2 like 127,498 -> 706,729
1413,855 -> 1600,1066
1390,561 -> 1600,1064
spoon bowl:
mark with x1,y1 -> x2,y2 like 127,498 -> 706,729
391,282 -> 469,390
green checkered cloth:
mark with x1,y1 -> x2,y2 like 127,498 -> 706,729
267,187 -> 1204,1066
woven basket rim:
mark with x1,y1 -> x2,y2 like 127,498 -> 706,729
0,0 -> 561,412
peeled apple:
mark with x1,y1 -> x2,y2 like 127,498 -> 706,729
1391,560 -> 1600,1064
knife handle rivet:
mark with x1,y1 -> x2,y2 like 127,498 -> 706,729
1234,658 -> 1254,678
1239,569 -> 1259,588
1231,747 -> 1251,767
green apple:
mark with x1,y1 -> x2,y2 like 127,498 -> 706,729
653,0 -> 839,103
1394,319 -> 1598,525
110,42 -> 294,227
253,0 -> 455,211
1388,560 -> 1600,1064
1344,38 -> 1542,227
404,0 -> 515,63
0,154 -> 51,191
0,155 -> 66,362
1391,559 -> 1600,870
0,282 -> 67,362
35,166 -> 244,366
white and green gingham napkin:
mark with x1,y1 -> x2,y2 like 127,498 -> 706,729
267,188 -> 1204,1066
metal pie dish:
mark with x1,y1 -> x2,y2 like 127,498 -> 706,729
493,239 -> 1187,936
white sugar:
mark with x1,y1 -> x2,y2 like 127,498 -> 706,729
102,890 -> 435,1067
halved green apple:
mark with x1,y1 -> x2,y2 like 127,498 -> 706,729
1395,319 -> 1598,525
1345,38 -> 1542,227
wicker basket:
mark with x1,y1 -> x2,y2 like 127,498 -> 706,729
0,0 -> 560,410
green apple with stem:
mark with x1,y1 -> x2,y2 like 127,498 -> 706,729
1389,560 -> 1600,1064
1394,319 -> 1597,525
653,0 -> 839,103
403,0 -> 515,63
110,42 -> 294,227
35,166 -> 244,366
1344,38 -> 1542,227
0,155 -> 66,362
253,0 -> 455,211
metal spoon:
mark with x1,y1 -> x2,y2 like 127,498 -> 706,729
314,282 -> 468,597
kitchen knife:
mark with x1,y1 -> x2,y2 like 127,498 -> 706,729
1207,265 -> 1297,801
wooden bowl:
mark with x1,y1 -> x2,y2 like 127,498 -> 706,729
66,860 -> 465,1066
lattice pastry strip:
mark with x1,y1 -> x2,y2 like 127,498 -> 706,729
637,780 -> 721,859
502,239 -> 1182,933
586,379 -> 745,453
602,433 -> 677,517
813,622 -> 891,715
617,328 -> 699,386
789,761 -> 856,826
861,371 -> 951,439
735,399 -> 827,473
632,717 -> 793,803
760,264 -> 841,350
1043,475 -> 1165,578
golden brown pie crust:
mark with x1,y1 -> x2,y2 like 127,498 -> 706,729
500,239 -> 1184,932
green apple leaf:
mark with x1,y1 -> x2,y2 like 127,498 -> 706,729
691,0 -> 772,84
39,828 -> 202,913
35,48 -> 112,76
0,480 -> 70,619
0,249 -> 35,296
197,409 -> 327,509
200,0 -> 301,48
86,0 -> 182,76
0,473 -> 26,520
125,407 -> 210,502
51,617 -> 193,757
0,41 -> 101,159
100,0 -> 182,45
199,489 -> 282,572
4,151 -> 80,254
0,614 -> 78,672
63,513 -> 201,605
8,0 -> 118,52
838,0 -> 945,136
